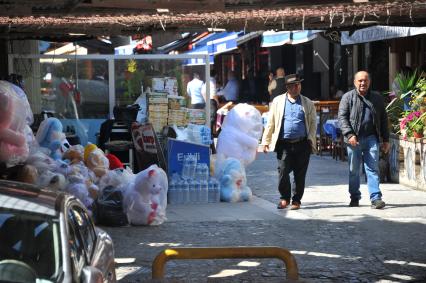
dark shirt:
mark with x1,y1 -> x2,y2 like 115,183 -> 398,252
282,95 -> 306,139
358,93 -> 376,138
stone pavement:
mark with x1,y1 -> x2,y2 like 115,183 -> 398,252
104,153 -> 426,283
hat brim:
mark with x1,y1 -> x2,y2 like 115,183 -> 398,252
285,79 -> 304,85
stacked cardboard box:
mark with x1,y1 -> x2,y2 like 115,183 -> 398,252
148,91 -> 168,132
167,95 -> 187,127
186,108 -> 206,125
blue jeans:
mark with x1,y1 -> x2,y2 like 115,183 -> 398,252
346,135 -> 383,202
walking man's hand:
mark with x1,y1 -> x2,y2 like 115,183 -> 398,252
348,135 -> 359,147
381,142 -> 390,154
260,144 -> 269,153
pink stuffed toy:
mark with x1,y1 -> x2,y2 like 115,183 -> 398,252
0,86 -> 29,166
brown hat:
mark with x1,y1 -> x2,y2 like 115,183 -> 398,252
284,74 -> 304,85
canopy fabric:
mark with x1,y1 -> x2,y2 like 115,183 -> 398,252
183,31 -> 242,65
341,26 -> 426,45
184,45 -> 214,66
261,30 -> 322,47
236,31 -> 262,45
261,31 -> 291,47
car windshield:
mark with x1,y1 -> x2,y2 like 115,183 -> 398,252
0,208 -> 61,283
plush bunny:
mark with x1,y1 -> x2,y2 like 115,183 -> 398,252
123,164 -> 168,225
36,117 -> 68,160
216,103 -> 263,166
217,157 -> 252,203
0,83 -> 29,166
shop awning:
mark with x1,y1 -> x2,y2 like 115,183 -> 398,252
156,33 -> 195,54
261,30 -> 322,47
341,26 -> 426,45
184,45 -> 214,66
236,31 -> 262,45
183,31 -> 242,65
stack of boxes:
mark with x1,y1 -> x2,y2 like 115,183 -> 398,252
186,108 -> 206,125
148,91 -> 169,132
168,95 -> 187,127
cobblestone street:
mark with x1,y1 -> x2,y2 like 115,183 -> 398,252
105,153 -> 426,282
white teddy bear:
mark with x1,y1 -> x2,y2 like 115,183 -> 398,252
123,164 -> 168,226
216,103 -> 263,167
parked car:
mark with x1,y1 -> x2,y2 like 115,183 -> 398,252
0,180 -> 116,283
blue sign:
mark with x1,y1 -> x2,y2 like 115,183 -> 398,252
167,138 -> 210,177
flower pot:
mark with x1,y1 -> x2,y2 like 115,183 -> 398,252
413,131 -> 423,138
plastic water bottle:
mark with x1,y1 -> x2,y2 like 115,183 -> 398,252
200,180 -> 208,203
213,178 -> 220,203
175,179 -> 183,204
168,178 -> 177,204
181,179 -> 190,204
208,178 -> 214,203
189,179 -> 197,204
202,163 -> 210,181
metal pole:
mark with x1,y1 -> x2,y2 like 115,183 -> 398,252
152,246 -> 299,280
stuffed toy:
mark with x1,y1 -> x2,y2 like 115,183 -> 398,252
98,167 -> 135,193
84,143 -> 109,178
217,157 -> 252,203
216,103 -> 263,166
36,117 -> 68,160
63,145 -> 84,164
123,164 -> 168,225
0,84 -> 29,166
106,153 -> 124,170
25,152 -> 67,190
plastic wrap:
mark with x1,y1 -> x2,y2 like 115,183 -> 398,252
123,164 -> 168,225
216,157 -> 252,203
0,81 -> 31,167
216,103 -> 263,166
35,117 -> 68,160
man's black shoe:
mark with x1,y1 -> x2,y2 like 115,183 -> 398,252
371,199 -> 386,209
349,200 -> 359,207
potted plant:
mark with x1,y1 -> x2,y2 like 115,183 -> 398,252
400,110 -> 426,139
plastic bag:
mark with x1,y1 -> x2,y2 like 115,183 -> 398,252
94,185 -> 128,227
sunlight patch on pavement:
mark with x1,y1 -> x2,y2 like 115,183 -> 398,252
291,250 -> 362,260
115,257 -> 136,264
237,261 -> 260,267
116,266 -> 149,280
384,260 -> 426,268
142,242 -> 182,247
208,269 -> 248,277
389,273 -> 415,280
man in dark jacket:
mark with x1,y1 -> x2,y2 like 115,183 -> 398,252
338,71 -> 390,209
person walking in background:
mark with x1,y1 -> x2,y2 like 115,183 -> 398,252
187,72 -> 205,109
338,71 -> 390,209
260,74 -> 317,210
268,67 -> 286,102
217,71 -> 239,102
202,69 -> 219,137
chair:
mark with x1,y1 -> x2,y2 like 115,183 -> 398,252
100,120 -> 135,171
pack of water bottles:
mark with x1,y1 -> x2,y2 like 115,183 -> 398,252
168,155 -> 220,204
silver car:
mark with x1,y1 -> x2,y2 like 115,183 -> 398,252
0,180 -> 116,283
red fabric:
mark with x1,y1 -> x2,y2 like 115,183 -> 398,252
106,153 -> 124,169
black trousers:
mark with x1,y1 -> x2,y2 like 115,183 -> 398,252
275,139 -> 311,204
